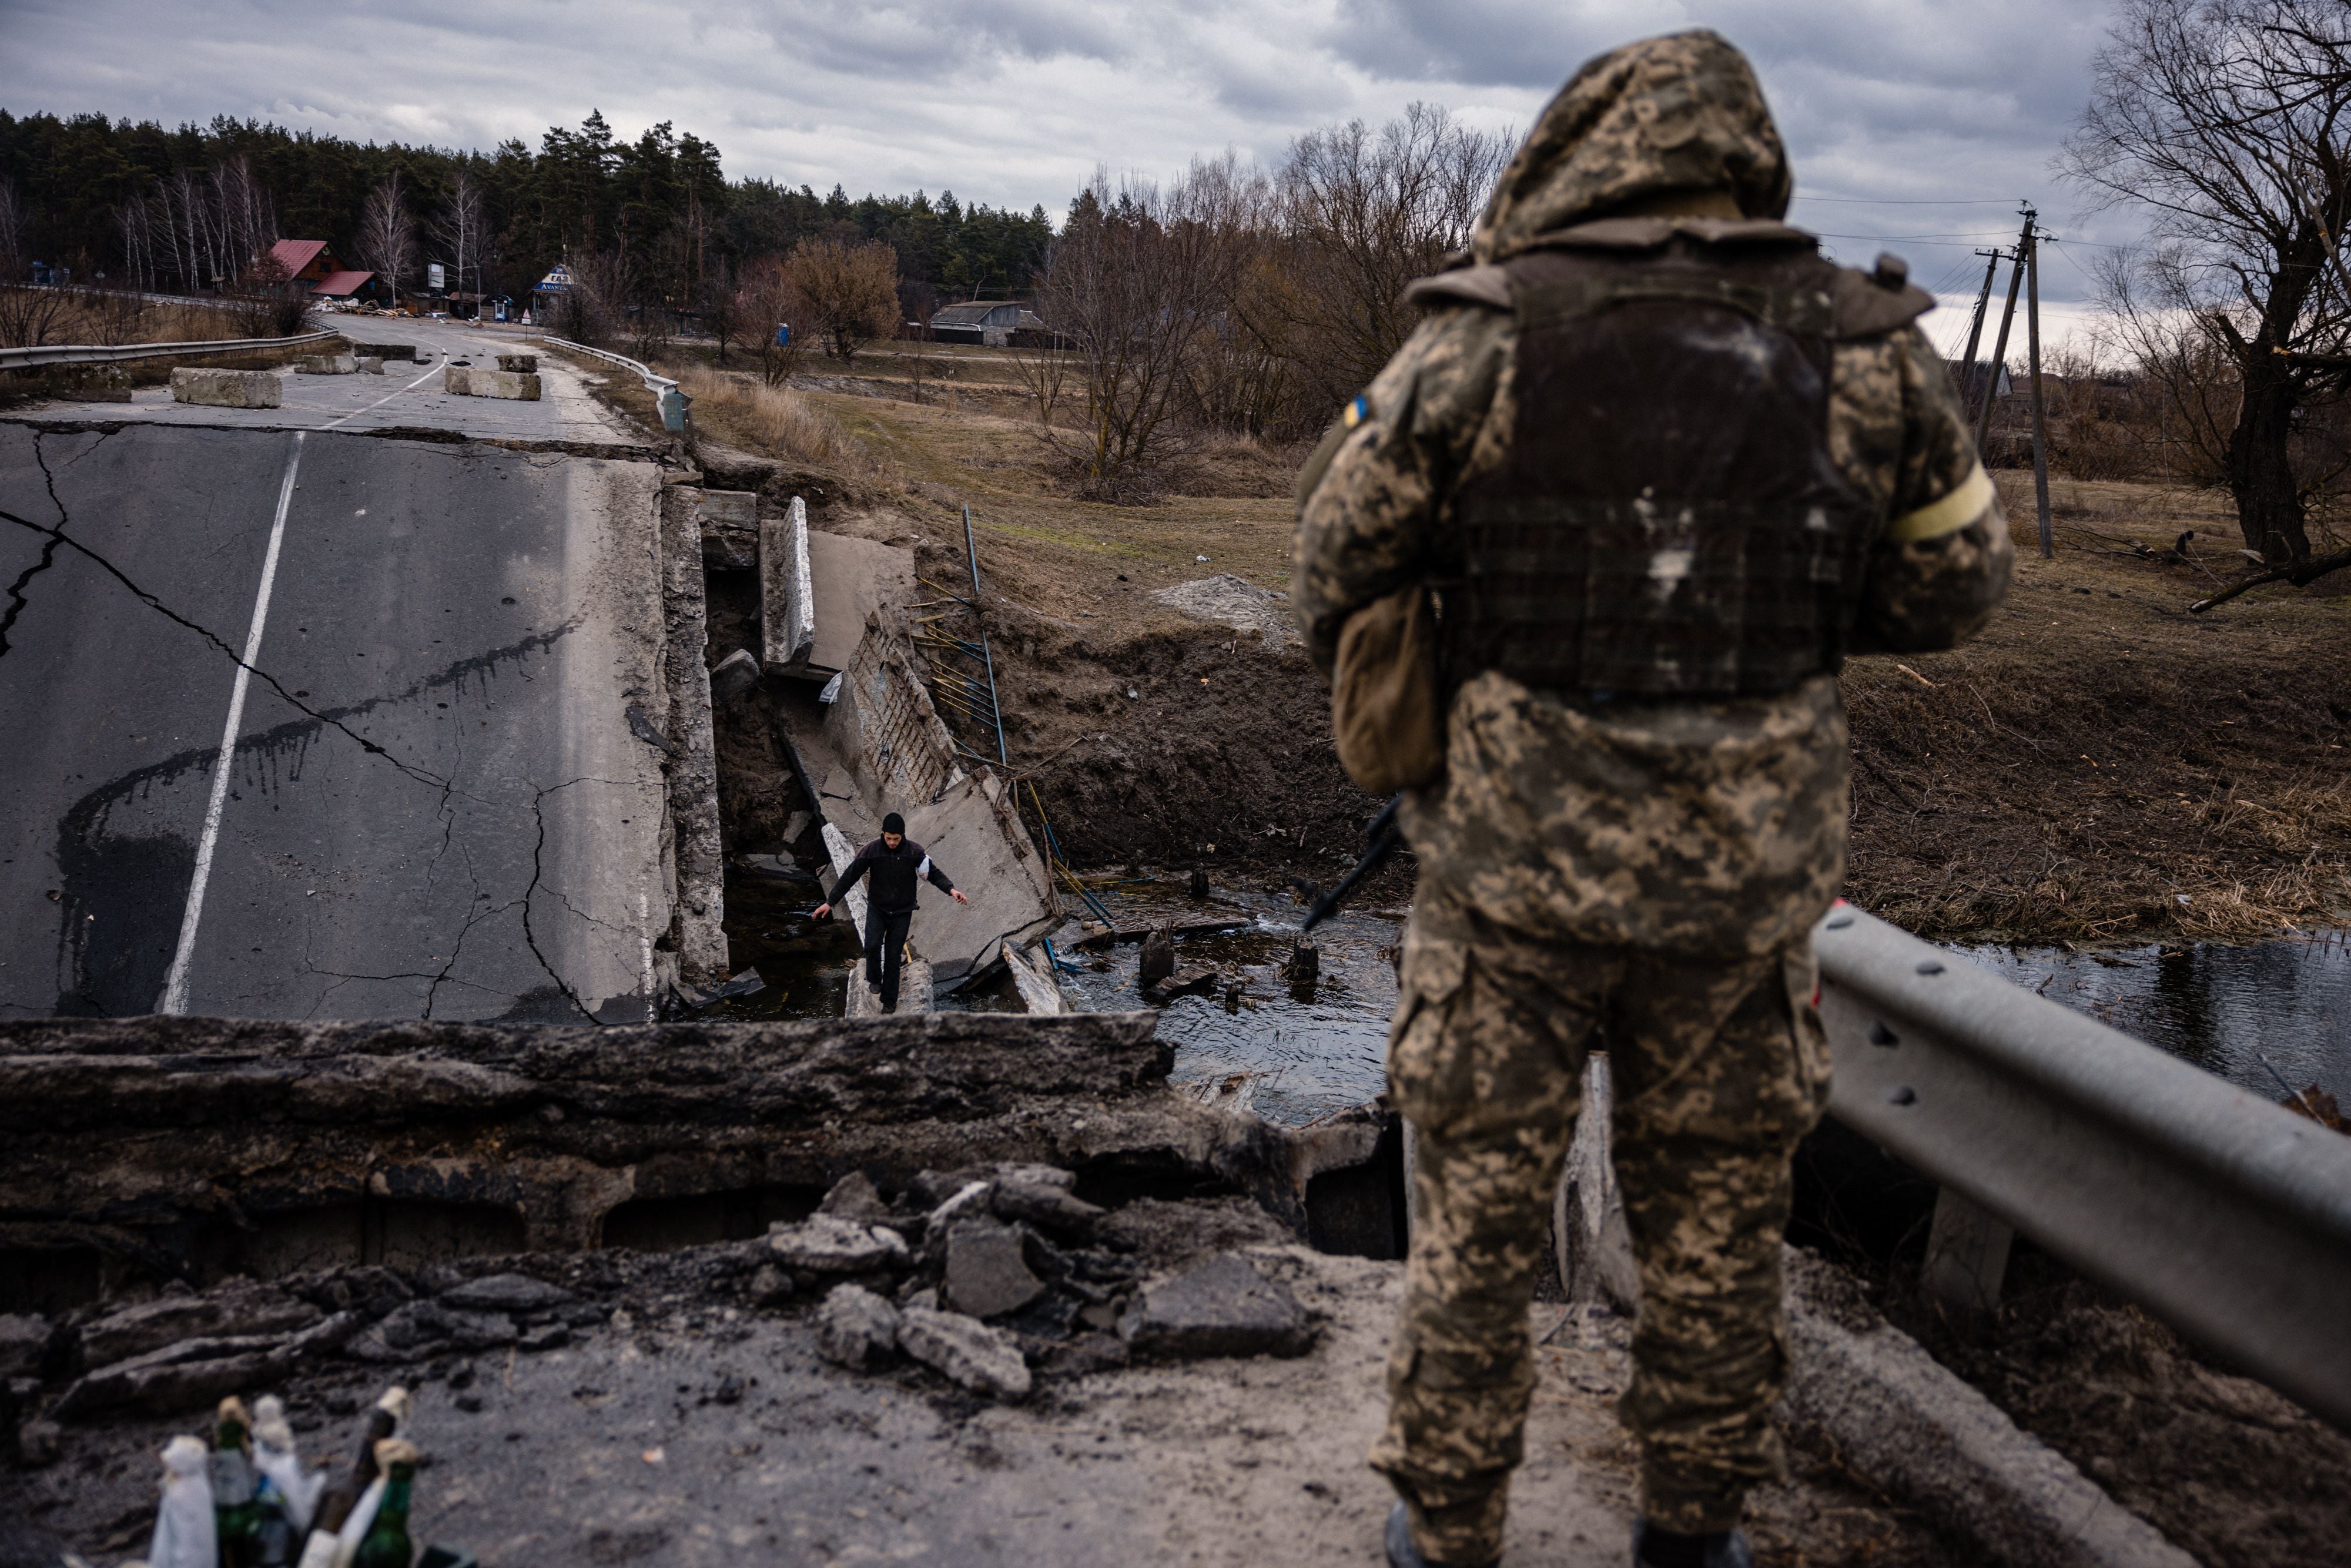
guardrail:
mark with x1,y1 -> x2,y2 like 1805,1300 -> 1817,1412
0,329 -> 340,373
1815,903 -> 2351,1429
538,336 -> 689,432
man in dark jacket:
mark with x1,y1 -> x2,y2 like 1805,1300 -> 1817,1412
813,812 -> 967,1012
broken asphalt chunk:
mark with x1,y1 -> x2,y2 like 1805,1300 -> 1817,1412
943,1220 -> 1047,1319
989,1180 -> 1105,1242
768,1213 -> 910,1274
78,1282 -> 320,1369
440,1274 -> 575,1314
1118,1253 -> 1315,1360
897,1306 -> 1032,1401
816,1284 -> 900,1370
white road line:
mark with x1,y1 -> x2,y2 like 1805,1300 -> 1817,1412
319,360 -> 441,429
158,432 -> 306,1015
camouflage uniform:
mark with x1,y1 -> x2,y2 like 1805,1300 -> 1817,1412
1291,31 -> 2013,1564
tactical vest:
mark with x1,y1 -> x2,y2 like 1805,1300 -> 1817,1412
1433,221 -> 1917,698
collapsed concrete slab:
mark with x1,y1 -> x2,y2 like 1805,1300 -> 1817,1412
443,366 -> 542,400
759,495 -> 816,669
169,367 -> 280,408
0,1010 -> 1364,1278
696,487 -> 761,571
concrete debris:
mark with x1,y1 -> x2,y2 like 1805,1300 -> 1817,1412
897,1306 -> 1032,1401
759,495 -> 818,670
294,354 -> 359,374
1150,574 -> 1300,645
440,1273 -> 576,1314
989,1180 -> 1104,1242
815,1284 -> 901,1369
352,1299 -> 519,1359
349,341 -> 416,360
1781,1248 -> 2197,1568
169,367 -> 280,408
818,1171 -> 893,1225
1138,926 -> 1176,990
0,1315 -> 49,1381
518,1322 -> 571,1352
768,1214 -> 912,1275
943,1219 -> 1048,1319
709,646 -> 761,704
1144,964 -> 1218,1006
1119,1252 -> 1315,1360
80,1282 -> 320,1369
15,1418 -> 59,1468
357,356 -> 384,374
747,1265 -> 797,1307
697,488 -> 761,571
1003,943 -> 1067,1015
444,366 -> 542,400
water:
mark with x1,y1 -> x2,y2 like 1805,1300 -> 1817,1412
1957,934 -> 2350,1102
718,854 -> 2349,1115
1051,879 -> 1404,1126
702,862 -> 856,1021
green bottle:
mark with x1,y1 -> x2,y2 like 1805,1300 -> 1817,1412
351,1439 -> 418,1568
212,1396 -> 261,1568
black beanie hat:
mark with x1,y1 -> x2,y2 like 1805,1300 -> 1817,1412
882,812 -> 906,835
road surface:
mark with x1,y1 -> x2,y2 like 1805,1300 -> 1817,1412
0,334 -> 695,1022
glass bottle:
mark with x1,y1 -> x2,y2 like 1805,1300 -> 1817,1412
212,1396 -> 260,1568
350,1440 -> 418,1568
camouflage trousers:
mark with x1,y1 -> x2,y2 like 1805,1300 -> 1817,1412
1371,880 -> 1831,1563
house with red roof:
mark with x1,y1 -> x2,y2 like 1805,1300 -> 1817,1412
266,240 -> 374,299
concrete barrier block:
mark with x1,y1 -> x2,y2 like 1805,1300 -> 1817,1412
446,367 -> 541,400
358,357 -> 385,375
296,354 -> 358,374
170,368 -> 282,408
497,353 -> 538,373
350,343 -> 416,360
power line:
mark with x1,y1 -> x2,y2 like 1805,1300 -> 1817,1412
1794,195 -> 2026,205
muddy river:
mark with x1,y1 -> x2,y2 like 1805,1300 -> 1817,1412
715,860 -> 2346,1123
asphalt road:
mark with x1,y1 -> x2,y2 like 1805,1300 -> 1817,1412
0,417 -> 679,1022
18,315 -> 636,443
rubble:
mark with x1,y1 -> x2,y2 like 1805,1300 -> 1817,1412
768,1214 -> 910,1274
169,367 -> 280,408
1118,1252 -> 1315,1359
438,1274 -> 574,1314
942,1221 -> 1047,1318
815,1284 -> 900,1369
896,1306 -> 1031,1401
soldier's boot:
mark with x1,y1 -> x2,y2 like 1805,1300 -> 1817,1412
1631,1520 -> 1753,1568
1384,1503 -> 1498,1568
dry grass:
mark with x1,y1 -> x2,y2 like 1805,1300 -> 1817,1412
674,364 -> 888,480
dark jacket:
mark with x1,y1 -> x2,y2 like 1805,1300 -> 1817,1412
833,837 -> 955,914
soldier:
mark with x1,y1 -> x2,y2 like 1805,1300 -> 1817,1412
1292,31 -> 2012,1568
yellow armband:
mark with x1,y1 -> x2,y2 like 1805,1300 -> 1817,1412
1886,463 -> 1997,544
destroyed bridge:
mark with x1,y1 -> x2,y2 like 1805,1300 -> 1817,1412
0,325 -> 2344,1566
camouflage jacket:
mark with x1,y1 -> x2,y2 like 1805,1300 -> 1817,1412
1293,282 -> 2012,956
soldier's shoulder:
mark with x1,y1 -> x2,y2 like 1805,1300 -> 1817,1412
1401,264 -> 1515,312
1828,253 -> 1934,340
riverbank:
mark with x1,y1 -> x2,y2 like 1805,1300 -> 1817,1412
661,351 -> 2349,947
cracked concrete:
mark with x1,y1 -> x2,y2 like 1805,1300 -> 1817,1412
0,421 -> 682,1023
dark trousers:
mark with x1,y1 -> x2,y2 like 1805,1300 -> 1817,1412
863,907 -> 915,1009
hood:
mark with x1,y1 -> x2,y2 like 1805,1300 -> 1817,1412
1472,29 -> 1792,264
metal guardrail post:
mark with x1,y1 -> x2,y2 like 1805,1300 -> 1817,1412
1814,903 -> 2351,1429
540,337 -> 689,432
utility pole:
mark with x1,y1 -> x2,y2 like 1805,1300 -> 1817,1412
2024,205 -> 2054,560
1959,247 -> 2003,418
1973,210 -> 2032,457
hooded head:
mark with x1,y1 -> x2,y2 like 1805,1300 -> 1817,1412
1471,29 -> 1791,264
882,812 -> 906,837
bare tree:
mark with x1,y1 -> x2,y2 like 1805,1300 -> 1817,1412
2065,0 -> 2351,561
356,175 -> 417,301
781,237 -> 899,363
1263,104 -> 1511,418
735,256 -> 808,386
0,177 -> 68,348
1020,162 -> 1253,498
436,170 -> 487,314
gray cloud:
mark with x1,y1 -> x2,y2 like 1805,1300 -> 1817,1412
1,0 -> 2136,316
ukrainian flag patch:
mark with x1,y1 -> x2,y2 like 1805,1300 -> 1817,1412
1342,394 -> 1370,430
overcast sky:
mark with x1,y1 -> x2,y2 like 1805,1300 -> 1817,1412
2,0 -> 2131,346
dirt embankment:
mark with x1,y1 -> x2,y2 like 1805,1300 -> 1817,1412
676,349 -> 2350,946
